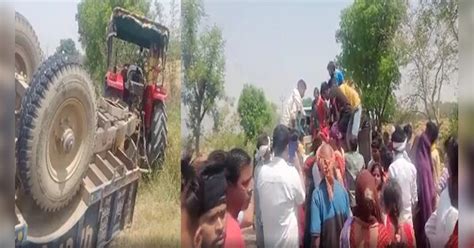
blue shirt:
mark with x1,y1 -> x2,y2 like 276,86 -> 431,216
310,179 -> 350,247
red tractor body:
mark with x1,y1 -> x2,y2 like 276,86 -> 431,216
104,7 -> 170,167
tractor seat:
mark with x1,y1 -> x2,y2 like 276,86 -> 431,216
106,70 -> 124,91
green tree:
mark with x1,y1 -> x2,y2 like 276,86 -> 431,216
76,0 -> 151,84
237,84 -> 273,141
398,1 -> 458,127
182,0 -> 225,153
336,0 -> 407,127
55,38 -> 79,56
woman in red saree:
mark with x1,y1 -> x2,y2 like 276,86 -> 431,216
382,179 -> 416,247
339,170 -> 391,248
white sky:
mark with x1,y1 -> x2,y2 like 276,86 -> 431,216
13,0 -> 178,56
202,0 -> 457,108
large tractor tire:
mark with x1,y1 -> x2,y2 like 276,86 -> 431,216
17,54 -> 97,212
15,11 -> 42,82
147,102 -> 168,168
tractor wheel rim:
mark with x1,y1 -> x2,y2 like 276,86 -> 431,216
15,51 -> 29,80
46,98 -> 87,183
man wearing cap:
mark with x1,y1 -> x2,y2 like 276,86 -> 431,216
387,126 -> 418,225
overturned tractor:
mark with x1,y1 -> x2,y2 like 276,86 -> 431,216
15,8 -> 169,247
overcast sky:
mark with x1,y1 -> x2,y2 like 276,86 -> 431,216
14,0 -> 178,56
202,0 -> 457,109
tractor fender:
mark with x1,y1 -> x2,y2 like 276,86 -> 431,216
144,85 -> 167,129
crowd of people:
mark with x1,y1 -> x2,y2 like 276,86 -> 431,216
181,61 -> 458,248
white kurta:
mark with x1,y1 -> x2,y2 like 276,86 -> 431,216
425,188 -> 458,247
281,88 -> 305,128
257,157 -> 305,247
388,153 -> 418,224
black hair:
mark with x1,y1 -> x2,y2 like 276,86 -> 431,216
328,78 -> 336,88
225,148 -> 252,184
426,121 -> 439,144
348,137 -> 358,152
208,149 -> 228,164
403,124 -> 413,141
444,136 -> 458,177
313,87 -> 319,96
383,179 -> 406,247
273,124 -> 290,156
444,135 -> 458,207
181,158 -> 201,230
290,128 -> 299,142
320,81 -> 330,94
297,79 -> 307,89
256,133 -> 270,149
327,61 -> 336,73
196,160 -> 228,216
380,146 -> 393,172
391,125 -> 406,143
370,162 -> 385,190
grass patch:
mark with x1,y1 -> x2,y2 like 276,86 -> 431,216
111,102 -> 180,248
202,130 -> 255,157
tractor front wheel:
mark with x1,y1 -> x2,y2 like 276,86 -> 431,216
147,102 -> 168,169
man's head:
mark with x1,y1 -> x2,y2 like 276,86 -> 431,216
320,81 -> 330,100
380,146 -> 393,172
313,87 -> 320,99
272,124 -> 290,160
181,158 -> 200,248
297,79 -> 307,98
444,136 -> 458,208
403,124 -> 413,142
317,143 -> 336,200
224,148 -> 253,212
195,161 -> 228,248
327,61 -> 336,77
391,125 -> 407,154
208,150 -> 227,164
425,121 -> 439,144
256,133 -> 272,162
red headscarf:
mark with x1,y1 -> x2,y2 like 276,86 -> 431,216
353,170 -> 383,224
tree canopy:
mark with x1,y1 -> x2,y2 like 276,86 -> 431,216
55,38 -> 79,56
336,0 -> 407,127
182,0 -> 226,153
76,0 -> 152,84
398,1 -> 458,126
237,84 -> 273,141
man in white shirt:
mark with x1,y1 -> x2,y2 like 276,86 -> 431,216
281,79 -> 307,129
257,124 -> 305,247
388,126 -> 418,224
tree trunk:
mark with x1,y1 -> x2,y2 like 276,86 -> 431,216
194,123 -> 201,155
